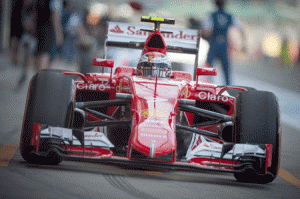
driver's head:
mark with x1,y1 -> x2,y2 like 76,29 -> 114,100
137,52 -> 171,78
215,0 -> 226,9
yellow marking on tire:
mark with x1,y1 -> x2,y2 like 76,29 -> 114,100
278,169 -> 300,188
0,145 -> 19,167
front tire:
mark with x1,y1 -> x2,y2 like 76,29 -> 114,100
20,69 -> 75,165
234,90 -> 281,184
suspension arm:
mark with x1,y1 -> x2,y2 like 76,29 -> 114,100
178,104 -> 232,122
75,99 -> 132,109
84,107 -> 116,121
85,120 -> 131,128
176,124 -> 220,139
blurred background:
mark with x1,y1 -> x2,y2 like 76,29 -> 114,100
0,0 -> 299,89
0,0 -> 299,88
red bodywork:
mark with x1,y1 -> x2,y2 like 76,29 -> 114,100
56,25 -> 271,174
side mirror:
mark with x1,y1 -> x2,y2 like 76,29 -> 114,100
93,58 -> 114,82
196,68 -> 217,76
93,58 -> 114,68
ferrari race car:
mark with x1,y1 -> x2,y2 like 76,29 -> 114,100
20,17 -> 281,184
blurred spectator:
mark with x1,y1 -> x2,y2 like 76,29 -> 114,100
188,17 -> 202,30
202,0 -> 247,85
98,14 -> 112,49
280,37 -> 293,70
34,0 -> 64,71
15,0 -> 64,89
60,0 -> 87,64
16,0 -> 37,87
76,10 -> 112,74
10,0 -> 24,66
129,1 -> 143,12
75,8 -> 99,74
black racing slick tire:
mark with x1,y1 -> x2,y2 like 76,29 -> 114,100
20,69 -> 75,165
234,90 -> 281,184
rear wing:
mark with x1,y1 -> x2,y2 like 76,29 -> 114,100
104,20 -> 201,80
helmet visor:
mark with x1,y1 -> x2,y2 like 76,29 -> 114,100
138,62 -> 171,78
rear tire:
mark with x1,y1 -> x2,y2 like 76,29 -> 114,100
20,69 -> 75,165
234,90 -> 281,184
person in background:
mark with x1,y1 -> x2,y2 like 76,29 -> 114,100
188,17 -> 202,30
61,3 -> 96,74
280,37 -> 293,70
202,0 -> 246,85
61,0 -> 87,65
33,0 -> 64,71
10,0 -> 24,66
16,0 -> 37,87
77,10 -> 108,74
15,0 -> 64,89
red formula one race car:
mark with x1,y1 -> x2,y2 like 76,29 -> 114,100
20,17 -> 281,184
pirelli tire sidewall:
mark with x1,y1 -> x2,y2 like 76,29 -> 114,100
20,69 -> 75,164
234,90 -> 281,184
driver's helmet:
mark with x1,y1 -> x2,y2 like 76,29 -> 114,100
137,52 -> 171,78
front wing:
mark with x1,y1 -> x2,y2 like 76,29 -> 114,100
35,126 -> 272,176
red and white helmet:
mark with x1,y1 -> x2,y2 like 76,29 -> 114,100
137,52 -> 171,78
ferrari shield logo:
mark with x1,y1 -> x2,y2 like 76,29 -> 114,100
148,55 -> 153,62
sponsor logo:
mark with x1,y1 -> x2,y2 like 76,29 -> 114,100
143,97 -> 168,103
161,31 -> 197,41
128,26 -> 196,41
148,55 -> 154,62
109,24 -> 197,42
110,25 -> 124,33
141,109 -> 169,118
146,119 -> 164,124
198,91 -> 228,102
201,143 -> 222,150
141,133 -> 167,139
217,14 -> 229,27
141,128 -> 167,134
85,133 -> 103,138
77,83 -> 107,91
142,123 -> 158,128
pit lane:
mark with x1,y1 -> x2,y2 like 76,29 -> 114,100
0,56 -> 299,198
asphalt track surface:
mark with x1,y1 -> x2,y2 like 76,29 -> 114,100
0,54 -> 299,199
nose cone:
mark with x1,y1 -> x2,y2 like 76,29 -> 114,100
131,120 -> 176,158
129,78 -> 183,159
